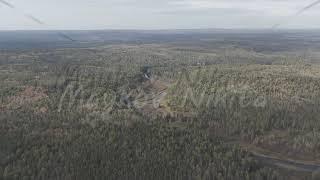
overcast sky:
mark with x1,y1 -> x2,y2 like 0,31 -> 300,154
0,0 -> 320,30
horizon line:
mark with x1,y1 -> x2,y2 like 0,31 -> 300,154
1,27 -> 320,32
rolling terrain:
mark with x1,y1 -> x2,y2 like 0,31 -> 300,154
1,30 -> 320,179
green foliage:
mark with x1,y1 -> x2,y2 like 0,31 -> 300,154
1,110 -> 284,180
0,45 -> 316,180
167,65 -> 320,151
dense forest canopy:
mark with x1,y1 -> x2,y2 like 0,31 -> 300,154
1,30 -> 320,179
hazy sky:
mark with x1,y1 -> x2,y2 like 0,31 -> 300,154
0,0 -> 320,30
